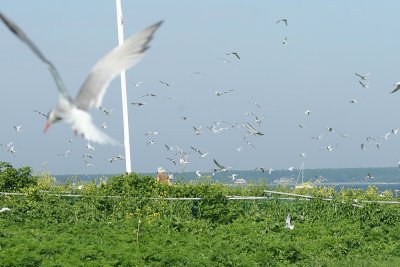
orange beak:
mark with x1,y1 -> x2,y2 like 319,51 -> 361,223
44,122 -> 51,133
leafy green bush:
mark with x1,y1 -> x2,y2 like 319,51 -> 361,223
1,167 -> 400,266
0,162 -> 37,192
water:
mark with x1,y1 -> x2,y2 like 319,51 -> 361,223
54,167 -> 400,192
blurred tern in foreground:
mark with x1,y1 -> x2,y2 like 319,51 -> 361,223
0,11 -> 162,144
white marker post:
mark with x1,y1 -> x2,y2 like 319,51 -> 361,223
115,0 -> 132,173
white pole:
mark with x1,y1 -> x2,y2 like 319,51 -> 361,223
115,0 -> 132,173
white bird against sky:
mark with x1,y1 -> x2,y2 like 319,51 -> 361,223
391,82 -> 400,93
276,18 -> 288,26
14,125 -> 22,132
0,11 -> 162,145
354,72 -> 370,80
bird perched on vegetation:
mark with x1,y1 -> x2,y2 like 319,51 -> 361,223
157,167 -> 172,185
285,214 -> 294,230
0,207 -> 11,213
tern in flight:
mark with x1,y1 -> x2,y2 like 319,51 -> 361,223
225,52 -> 240,59
195,170 -> 202,178
391,82 -> 400,93
359,81 -> 369,88
276,18 -> 288,26
0,11 -> 162,145
354,73 -> 370,80
14,125 -> 22,132
243,122 -> 264,136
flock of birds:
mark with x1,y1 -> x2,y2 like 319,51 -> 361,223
1,12 -> 400,183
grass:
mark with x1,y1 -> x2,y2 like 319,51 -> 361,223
1,162 -> 400,266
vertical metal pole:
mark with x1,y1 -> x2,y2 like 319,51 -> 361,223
115,0 -> 132,173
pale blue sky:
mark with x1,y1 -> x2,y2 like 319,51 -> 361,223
1,1 -> 400,174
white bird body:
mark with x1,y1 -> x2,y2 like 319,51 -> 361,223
285,214 -> 294,230
0,207 -> 11,213
0,12 -> 162,145
196,170 -> 202,178
14,125 -> 22,132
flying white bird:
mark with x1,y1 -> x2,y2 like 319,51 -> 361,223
253,102 -> 262,109
14,125 -> 22,132
159,80 -> 173,86
57,150 -> 70,157
359,81 -> 369,88
131,102 -> 146,106
276,18 -> 288,26
166,157 -> 176,165
225,52 -> 240,59
109,154 -> 125,163
255,167 -> 267,173
145,130 -> 159,136
86,143 -> 95,150
355,72 -> 370,80
84,161 -> 94,167
179,158 -> 189,165
213,159 -> 230,172
101,122 -> 108,129
350,98 -> 358,104
82,153 -> 93,159
243,122 -> 264,136
147,140 -> 155,146
391,82 -> 400,93
195,170 -> 202,178
135,81 -> 144,87
141,93 -> 156,98
305,110 -> 311,116
320,144 -> 337,151
288,166 -> 294,171
282,37 -> 288,45
0,12 -> 162,145
99,107 -> 113,116
285,214 -> 294,230
33,110 -> 48,118
215,89 -> 234,96
384,133 -> 392,140
193,126 -> 202,135
311,134 -> 324,140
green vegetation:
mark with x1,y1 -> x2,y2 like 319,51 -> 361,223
1,162 -> 400,266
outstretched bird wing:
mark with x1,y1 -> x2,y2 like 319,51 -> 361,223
75,21 -> 163,110
213,159 -> 225,169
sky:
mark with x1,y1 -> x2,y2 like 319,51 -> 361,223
1,1 -> 400,175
